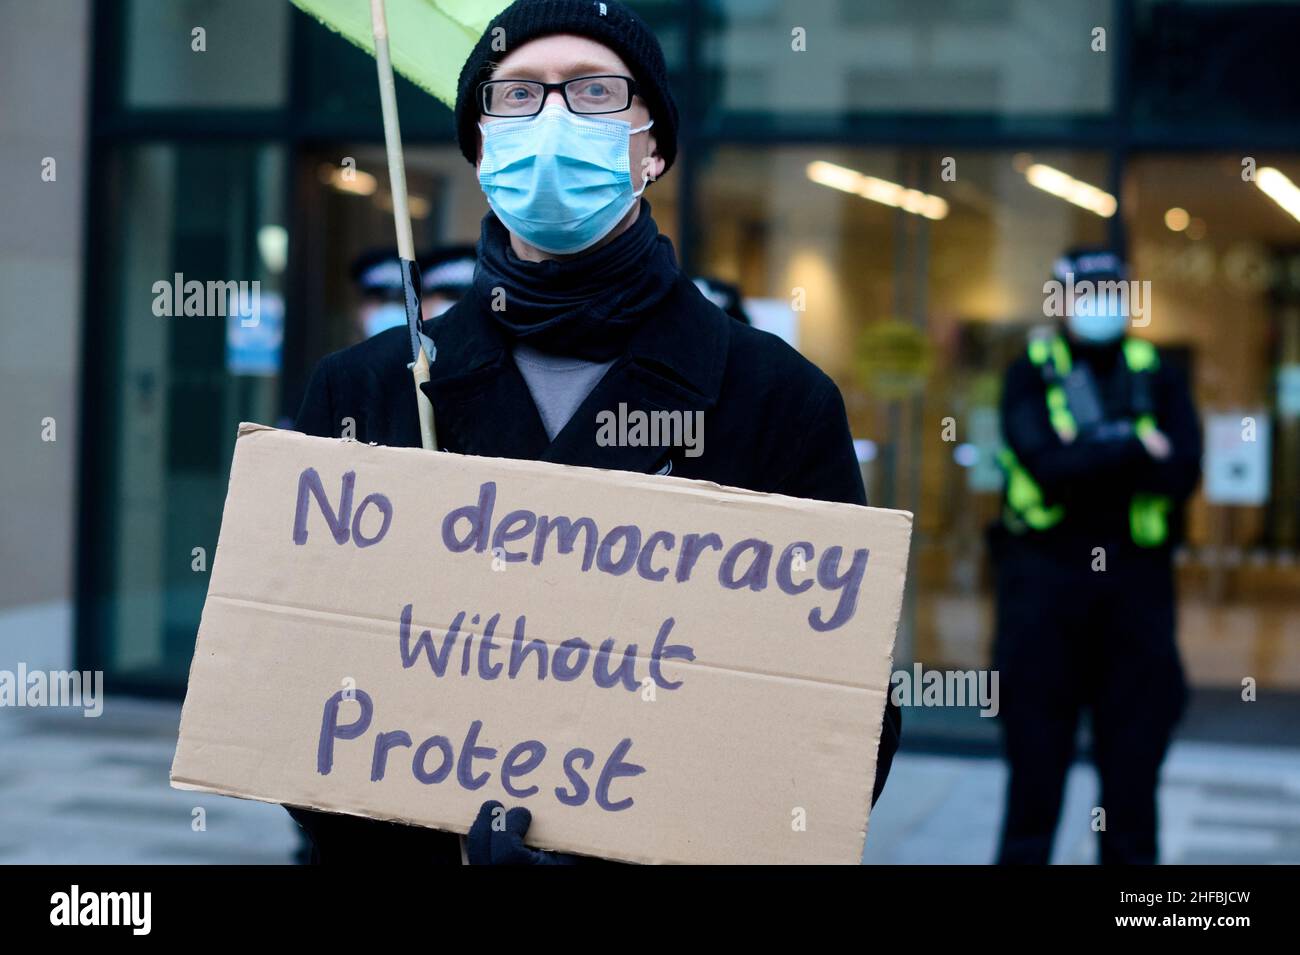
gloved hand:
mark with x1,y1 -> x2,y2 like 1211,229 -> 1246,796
466,799 -> 578,865
1137,426 -> 1172,460
1083,419 -> 1134,444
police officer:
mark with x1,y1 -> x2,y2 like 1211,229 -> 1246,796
349,248 -> 408,341
418,244 -> 477,322
992,247 -> 1201,865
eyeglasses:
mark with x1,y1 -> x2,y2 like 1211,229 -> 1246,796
478,74 -> 638,118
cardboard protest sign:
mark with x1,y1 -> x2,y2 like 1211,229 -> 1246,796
171,423 -> 912,864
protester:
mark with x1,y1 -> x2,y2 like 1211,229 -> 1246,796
991,246 -> 1201,864
290,0 -> 899,864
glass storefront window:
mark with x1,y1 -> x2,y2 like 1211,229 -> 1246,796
1134,0 -> 1300,135
83,142 -> 286,688
1127,154 -> 1300,692
919,149 -> 1111,676
703,0 -> 1115,121
697,142 -> 1300,733
122,0 -> 290,109
697,145 -> 1115,739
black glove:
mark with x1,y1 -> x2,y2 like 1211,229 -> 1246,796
466,800 -> 578,865
1082,418 -> 1135,444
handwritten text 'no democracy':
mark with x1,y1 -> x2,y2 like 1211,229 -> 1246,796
291,467 -> 872,634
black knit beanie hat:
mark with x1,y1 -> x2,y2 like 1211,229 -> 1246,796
455,0 -> 679,173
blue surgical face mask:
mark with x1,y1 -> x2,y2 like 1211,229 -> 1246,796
1068,293 -> 1127,343
363,303 -> 407,339
478,108 -> 654,255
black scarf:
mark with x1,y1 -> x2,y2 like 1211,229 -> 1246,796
472,199 -> 679,361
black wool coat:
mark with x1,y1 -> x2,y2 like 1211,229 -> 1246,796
288,270 -> 901,863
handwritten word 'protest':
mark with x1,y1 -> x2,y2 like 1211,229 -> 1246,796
318,690 -> 646,812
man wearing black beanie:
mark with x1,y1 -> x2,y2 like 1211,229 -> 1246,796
291,0 -> 900,865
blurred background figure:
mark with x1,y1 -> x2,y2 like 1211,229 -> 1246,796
991,247 -> 1201,864
419,244 -> 477,322
350,248 -> 408,341
693,275 -> 751,325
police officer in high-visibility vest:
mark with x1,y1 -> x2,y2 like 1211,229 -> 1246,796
992,247 -> 1201,865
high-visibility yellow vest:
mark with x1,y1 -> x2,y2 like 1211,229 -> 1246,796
999,335 -> 1171,547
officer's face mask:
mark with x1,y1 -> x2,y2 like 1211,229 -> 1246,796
478,107 -> 654,255
363,302 -> 407,339
1067,291 -> 1127,343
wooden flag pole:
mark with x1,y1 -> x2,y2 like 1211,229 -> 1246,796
370,0 -> 437,452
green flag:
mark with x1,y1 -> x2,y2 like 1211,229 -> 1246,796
289,0 -> 510,107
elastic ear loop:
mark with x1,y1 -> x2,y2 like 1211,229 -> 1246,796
631,119 -> 655,196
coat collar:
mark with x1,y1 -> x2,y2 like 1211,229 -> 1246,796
419,273 -> 730,471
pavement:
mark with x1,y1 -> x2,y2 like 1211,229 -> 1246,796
863,740 -> 1300,864
1,695 -> 1298,864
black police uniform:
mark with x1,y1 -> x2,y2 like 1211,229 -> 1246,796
992,333 -> 1201,864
